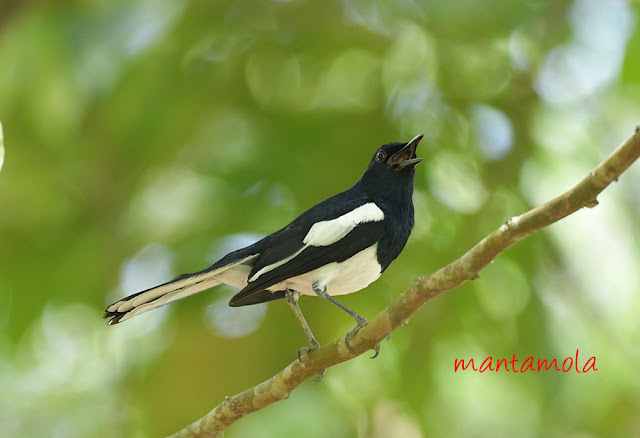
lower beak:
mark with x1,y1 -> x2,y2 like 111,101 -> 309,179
388,134 -> 424,170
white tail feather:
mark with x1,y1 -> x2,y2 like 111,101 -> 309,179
107,255 -> 257,323
116,277 -> 222,323
107,272 -> 205,313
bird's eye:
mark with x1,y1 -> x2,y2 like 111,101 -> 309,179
375,151 -> 386,162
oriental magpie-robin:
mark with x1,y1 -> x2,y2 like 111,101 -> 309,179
105,134 -> 422,363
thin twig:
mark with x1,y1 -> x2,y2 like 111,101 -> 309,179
169,125 -> 640,438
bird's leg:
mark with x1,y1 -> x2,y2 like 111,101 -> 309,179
285,290 -> 321,354
312,283 -> 382,358
284,290 -> 326,381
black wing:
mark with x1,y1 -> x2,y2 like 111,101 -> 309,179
242,189 -> 376,277
229,219 -> 384,306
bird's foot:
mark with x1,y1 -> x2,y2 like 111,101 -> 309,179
345,318 -> 371,351
344,319 -> 389,359
369,334 -> 391,358
297,340 -> 321,362
297,340 -> 325,381
313,369 -> 327,382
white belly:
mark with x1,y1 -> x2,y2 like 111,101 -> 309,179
269,244 -> 382,296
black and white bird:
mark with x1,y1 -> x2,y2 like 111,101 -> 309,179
105,134 -> 423,361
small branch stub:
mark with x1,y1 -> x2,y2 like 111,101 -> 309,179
585,198 -> 599,208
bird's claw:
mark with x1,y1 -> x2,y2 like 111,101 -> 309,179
344,319 -> 368,351
345,318 -> 381,357
297,340 -> 321,363
297,341 -> 325,381
368,333 -> 392,358
344,320 -> 389,358
313,369 -> 327,382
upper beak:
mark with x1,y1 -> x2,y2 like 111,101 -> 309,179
388,133 -> 423,170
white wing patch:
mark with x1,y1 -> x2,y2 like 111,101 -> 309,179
304,202 -> 384,247
249,202 -> 384,283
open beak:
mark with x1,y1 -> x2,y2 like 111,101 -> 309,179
388,133 -> 423,170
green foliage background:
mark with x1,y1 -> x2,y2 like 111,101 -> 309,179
2,0 -> 640,437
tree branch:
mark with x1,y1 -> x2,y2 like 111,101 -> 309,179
169,125 -> 640,438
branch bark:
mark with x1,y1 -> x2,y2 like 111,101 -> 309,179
169,125 -> 640,438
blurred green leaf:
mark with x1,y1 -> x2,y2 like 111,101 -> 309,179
0,121 -> 4,173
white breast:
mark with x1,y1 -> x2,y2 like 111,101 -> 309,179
270,244 -> 382,296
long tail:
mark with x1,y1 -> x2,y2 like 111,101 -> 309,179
104,254 -> 256,325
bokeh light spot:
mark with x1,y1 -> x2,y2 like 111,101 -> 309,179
471,104 -> 513,161
427,151 -> 488,213
204,288 -> 267,338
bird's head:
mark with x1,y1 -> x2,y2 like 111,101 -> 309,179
363,133 -> 423,176
369,134 -> 423,172
356,133 -> 423,197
